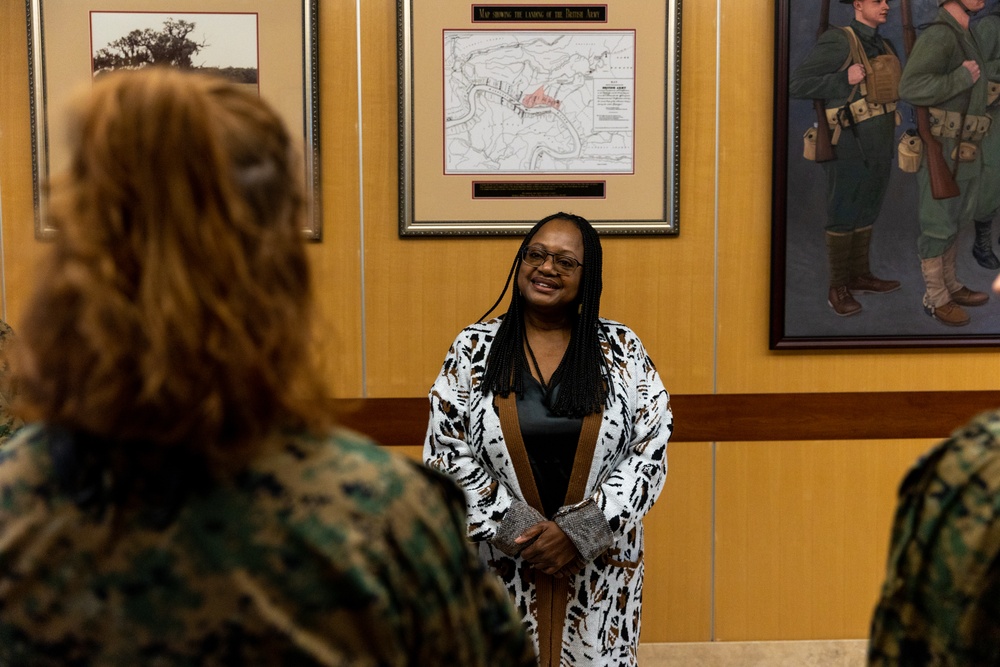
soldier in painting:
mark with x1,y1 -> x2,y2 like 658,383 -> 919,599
790,0 -> 902,317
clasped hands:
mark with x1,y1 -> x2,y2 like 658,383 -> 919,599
514,521 -> 586,578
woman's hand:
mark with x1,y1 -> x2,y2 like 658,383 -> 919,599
515,521 -> 583,576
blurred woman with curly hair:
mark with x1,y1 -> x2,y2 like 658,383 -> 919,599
0,67 -> 533,667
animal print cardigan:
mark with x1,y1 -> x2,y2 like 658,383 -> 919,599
424,317 -> 671,666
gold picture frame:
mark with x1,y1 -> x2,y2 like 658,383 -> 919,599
26,0 -> 321,239
397,1 -> 681,236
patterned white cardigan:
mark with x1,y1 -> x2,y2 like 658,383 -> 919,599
424,317 -> 671,666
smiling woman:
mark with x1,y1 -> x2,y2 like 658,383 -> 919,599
424,212 -> 673,666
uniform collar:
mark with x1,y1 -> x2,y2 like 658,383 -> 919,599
849,19 -> 880,41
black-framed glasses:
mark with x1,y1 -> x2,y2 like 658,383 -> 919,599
521,245 -> 583,275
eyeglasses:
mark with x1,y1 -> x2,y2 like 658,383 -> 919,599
521,245 -> 583,275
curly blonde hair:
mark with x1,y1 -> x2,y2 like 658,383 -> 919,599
13,67 -> 331,460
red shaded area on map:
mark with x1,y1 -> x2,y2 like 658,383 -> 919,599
522,86 -> 560,109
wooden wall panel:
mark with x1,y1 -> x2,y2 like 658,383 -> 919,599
714,439 -> 933,640
599,0 -> 718,397
360,0 -> 720,398
359,0 -> 517,397
640,441 -> 713,642
310,0 -> 364,398
0,1 -> 49,326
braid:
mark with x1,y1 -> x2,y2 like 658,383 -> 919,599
479,213 -> 609,417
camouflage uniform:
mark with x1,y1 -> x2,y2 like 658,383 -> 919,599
868,410 -> 1000,665
0,321 -> 19,446
0,424 -> 536,666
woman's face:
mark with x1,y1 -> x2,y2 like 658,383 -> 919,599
517,218 -> 585,318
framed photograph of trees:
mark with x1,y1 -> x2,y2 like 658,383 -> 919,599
26,0 -> 321,239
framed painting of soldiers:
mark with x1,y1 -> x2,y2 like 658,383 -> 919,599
26,0 -> 321,240
396,0 -> 682,236
771,0 -> 1000,348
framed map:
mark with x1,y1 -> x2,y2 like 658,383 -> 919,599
26,0 -> 320,240
397,1 -> 681,236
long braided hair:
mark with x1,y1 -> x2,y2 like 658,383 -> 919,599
478,212 -> 608,417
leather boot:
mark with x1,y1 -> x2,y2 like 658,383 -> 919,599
942,242 -> 988,307
972,219 -> 1000,269
826,231 -> 861,316
920,255 -> 969,326
847,226 -> 901,293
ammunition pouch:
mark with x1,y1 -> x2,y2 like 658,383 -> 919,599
927,108 -> 991,141
897,129 -> 922,173
826,99 -> 897,129
803,126 -> 817,161
989,81 -> 1000,108
951,141 -> 978,163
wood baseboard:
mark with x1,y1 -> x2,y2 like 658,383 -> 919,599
332,391 -> 1000,446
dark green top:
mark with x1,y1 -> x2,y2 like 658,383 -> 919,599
898,9 -> 987,114
789,20 -> 898,160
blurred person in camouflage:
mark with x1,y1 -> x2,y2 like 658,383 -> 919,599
0,320 -> 20,444
867,329 -> 1000,662
0,67 -> 534,666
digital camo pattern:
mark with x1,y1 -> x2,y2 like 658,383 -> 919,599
0,424 -> 535,666
868,410 -> 1000,666
0,320 -> 20,445
424,318 -> 671,666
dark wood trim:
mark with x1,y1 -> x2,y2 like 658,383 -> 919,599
332,392 -> 1000,446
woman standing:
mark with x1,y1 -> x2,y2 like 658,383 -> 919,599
0,68 -> 534,666
424,212 -> 672,666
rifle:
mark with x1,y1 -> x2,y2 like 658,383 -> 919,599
812,0 -> 836,162
901,0 -> 960,199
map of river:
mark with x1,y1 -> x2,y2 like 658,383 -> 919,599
443,30 -> 635,174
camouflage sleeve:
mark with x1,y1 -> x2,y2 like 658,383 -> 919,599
868,412 -> 1000,665
386,462 -> 536,667
0,321 -> 22,446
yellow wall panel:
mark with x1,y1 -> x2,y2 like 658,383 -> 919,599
641,441 -> 713,643
1,0 -> 49,326
714,439 -> 933,640
310,0 -> 364,398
